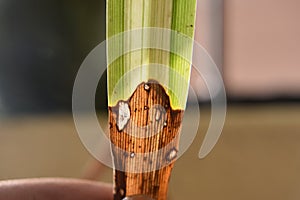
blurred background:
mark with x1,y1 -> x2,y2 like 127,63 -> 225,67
0,0 -> 299,199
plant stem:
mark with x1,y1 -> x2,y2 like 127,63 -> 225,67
107,0 -> 197,199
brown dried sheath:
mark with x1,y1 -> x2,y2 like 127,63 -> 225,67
109,81 -> 184,200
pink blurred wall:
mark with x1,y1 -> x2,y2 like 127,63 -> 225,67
224,0 -> 300,98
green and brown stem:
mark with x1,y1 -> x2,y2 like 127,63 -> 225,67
107,0 -> 197,199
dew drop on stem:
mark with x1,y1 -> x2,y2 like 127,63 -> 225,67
130,152 -> 135,158
144,83 -> 150,91
166,148 -> 178,162
116,101 -> 130,131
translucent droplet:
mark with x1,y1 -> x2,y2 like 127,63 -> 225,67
144,106 -> 149,110
166,148 -> 178,162
163,122 -> 167,127
155,109 -> 161,121
144,83 -> 150,91
130,152 -> 135,158
120,188 -> 125,196
117,101 -> 130,131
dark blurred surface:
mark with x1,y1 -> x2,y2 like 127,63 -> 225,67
0,0 -> 106,114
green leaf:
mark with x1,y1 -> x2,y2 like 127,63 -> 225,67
107,0 -> 197,109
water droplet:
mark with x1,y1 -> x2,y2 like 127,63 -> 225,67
144,83 -> 150,91
166,148 -> 178,162
117,101 -> 130,131
130,152 -> 135,158
144,106 -> 149,110
155,109 -> 161,121
119,188 -> 125,196
163,122 -> 167,127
